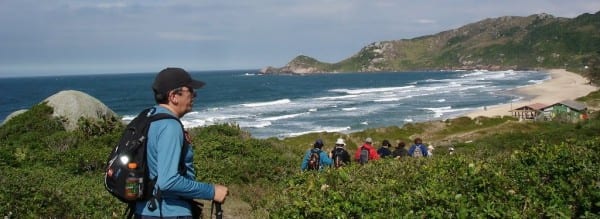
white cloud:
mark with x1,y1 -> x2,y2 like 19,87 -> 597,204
416,19 -> 437,24
156,32 -> 222,41
94,2 -> 128,9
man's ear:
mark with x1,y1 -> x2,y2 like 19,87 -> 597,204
171,95 -> 179,104
168,91 -> 178,104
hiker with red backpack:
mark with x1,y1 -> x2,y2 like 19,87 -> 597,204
330,138 -> 351,168
301,139 -> 333,171
354,137 -> 380,164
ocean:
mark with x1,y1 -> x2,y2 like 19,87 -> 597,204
0,70 -> 548,139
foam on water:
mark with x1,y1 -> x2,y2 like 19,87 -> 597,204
259,112 -> 310,121
241,98 -> 291,107
102,70 -> 549,138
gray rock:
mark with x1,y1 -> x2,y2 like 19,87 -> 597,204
43,90 -> 117,131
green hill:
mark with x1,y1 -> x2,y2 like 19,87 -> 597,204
262,11 -> 600,78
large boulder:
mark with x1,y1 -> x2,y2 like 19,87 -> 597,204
43,90 -> 117,131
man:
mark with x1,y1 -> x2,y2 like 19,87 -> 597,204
392,141 -> 409,159
408,137 -> 429,158
377,139 -> 393,158
354,137 -> 380,163
331,138 -> 351,168
136,67 -> 228,218
427,145 -> 435,157
301,139 -> 333,171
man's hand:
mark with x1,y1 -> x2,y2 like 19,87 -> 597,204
213,184 -> 228,203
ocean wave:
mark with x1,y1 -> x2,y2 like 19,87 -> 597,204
181,118 -> 207,129
460,71 -> 485,77
528,79 -> 546,84
422,106 -> 474,118
460,70 -> 520,81
241,98 -> 291,107
284,126 -> 351,138
422,106 -> 453,118
458,85 -> 487,91
373,97 -> 400,102
316,94 -> 360,100
329,85 -> 414,95
259,112 -> 309,121
238,120 -> 272,128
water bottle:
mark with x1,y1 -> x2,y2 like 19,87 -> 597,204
125,162 -> 141,199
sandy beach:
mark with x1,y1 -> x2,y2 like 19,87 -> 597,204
464,69 -> 598,118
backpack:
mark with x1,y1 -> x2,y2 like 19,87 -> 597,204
359,146 -> 369,165
104,108 -> 185,205
412,145 -> 423,158
307,149 -> 321,170
332,148 -> 344,168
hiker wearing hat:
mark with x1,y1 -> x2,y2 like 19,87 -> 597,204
354,137 -> 380,163
135,67 -> 228,218
301,139 -> 333,171
427,145 -> 435,157
330,138 -> 351,168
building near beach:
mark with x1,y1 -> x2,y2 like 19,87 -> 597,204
540,100 -> 588,122
510,100 -> 588,122
510,103 -> 547,121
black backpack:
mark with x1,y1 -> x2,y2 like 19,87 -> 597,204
332,148 -> 346,168
104,108 -> 186,216
359,146 -> 369,165
307,149 -> 321,170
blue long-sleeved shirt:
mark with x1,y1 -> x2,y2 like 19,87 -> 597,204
135,106 -> 215,217
301,148 -> 333,170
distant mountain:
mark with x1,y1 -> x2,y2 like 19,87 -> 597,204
260,11 -> 600,74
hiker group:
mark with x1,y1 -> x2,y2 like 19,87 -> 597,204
301,137 -> 434,171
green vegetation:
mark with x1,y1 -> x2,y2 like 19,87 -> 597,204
270,138 -> 600,218
582,51 -> 600,84
1,97 -> 600,218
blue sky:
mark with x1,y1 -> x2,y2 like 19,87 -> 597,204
0,1 -> 598,77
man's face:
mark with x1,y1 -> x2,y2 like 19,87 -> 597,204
172,86 -> 197,115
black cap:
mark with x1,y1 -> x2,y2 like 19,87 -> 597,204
152,67 -> 205,94
314,139 -> 324,147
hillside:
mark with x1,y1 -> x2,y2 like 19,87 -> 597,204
261,11 -> 600,75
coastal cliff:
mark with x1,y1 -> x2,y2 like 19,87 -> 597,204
261,11 -> 600,74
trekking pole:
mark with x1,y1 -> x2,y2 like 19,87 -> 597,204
211,201 -> 223,219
